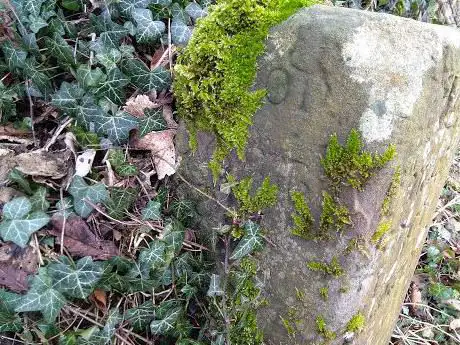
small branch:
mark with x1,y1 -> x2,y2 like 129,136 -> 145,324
25,80 -> 37,147
45,117 -> 72,151
59,187 -> 66,255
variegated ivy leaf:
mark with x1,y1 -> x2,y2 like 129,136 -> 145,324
151,0 -> 172,5
3,196 -> 31,219
51,81 -> 85,113
132,8 -> 165,43
28,15 -> 48,33
0,289 -> 22,332
118,0 -> 150,17
185,2 -> 207,19
162,218 -> 185,255
0,197 -> 50,247
171,20 -> 192,45
104,187 -> 138,220
138,241 -> 167,277
170,199 -> 196,225
139,108 -> 167,136
48,256 -> 103,299
141,200 -> 161,220
125,301 -> 157,331
68,175 -> 109,218
24,0 -> 45,17
15,268 -> 66,322
84,309 -> 121,345
96,49 -> 122,70
122,59 -> 171,92
94,67 -> 129,105
94,111 -> 138,144
44,34 -> 76,66
206,274 -> 224,297
55,197 -> 74,219
2,41 -> 27,70
30,186 -> 50,211
170,2 -> 189,23
230,221 -> 264,260
76,65 -> 106,88
22,58 -> 53,96
150,307 -> 181,335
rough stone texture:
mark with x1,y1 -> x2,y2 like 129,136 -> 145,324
176,5 -> 460,345
437,0 -> 460,27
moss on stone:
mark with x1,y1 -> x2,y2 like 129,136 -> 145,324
227,175 -> 279,216
174,0 -> 317,180
315,315 -> 337,341
371,220 -> 392,245
307,257 -> 344,277
290,190 -> 315,240
345,311 -> 365,333
321,129 -> 396,191
319,287 -> 329,301
319,191 -> 351,238
381,167 -> 401,216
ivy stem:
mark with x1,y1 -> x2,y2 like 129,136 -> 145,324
222,234 -> 232,345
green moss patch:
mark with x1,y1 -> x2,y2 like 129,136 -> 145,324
316,315 -> 337,341
319,287 -> 329,301
307,257 -> 344,277
321,129 -> 396,191
319,191 -> 351,238
290,191 -> 314,239
346,311 -> 365,333
174,0 -> 316,179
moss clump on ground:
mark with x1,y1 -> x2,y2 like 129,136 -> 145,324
290,191 -> 314,239
346,311 -> 365,333
307,257 -> 344,277
319,287 -> 329,301
174,0 -> 316,179
319,191 -> 351,237
228,175 -> 279,215
321,129 -> 396,190
316,315 -> 337,340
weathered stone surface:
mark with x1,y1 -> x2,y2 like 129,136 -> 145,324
177,5 -> 460,345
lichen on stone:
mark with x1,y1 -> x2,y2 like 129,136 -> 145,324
321,129 -> 396,191
307,256 -> 344,277
290,190 -> 314,239
174,0 -> 316,180
345,311 -> 366,333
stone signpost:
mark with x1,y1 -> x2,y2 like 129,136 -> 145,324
177,5 -> 460,344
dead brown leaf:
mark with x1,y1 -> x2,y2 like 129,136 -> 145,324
49,215 -> 118,260
124,95 -> 158,117
91,288 -> 107,310
0,242 -> 38,292
132,129 -> 176,180
14,149 -> 71,179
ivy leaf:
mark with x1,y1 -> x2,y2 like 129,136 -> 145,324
85,309 -> 121,344
0,290 -> 22,333
48,257 -> 103,299
3,196 -> 32,219
116,164 -> 138,176
132,8 -> 165,43
22,58 -> 53,96
104,187 -> 138,220
141,200 -> 162,220
99,20 -> 129,50
118,0 -> 150,17
171,2 -> 189,23
125,301 -> 156,331
94,111 -> 138,144
139,108 -> 167,136
2,41 -> 27,70
30,187 -> 50,211
0,205 -> 50,248
122,59 -> 171,92
68,176 -> 109,218
44,34 -> 76,66
28,15 -> 48,33
206,274 -> 224,297
162,219 -> 185,255
95,49 -> 121,70
230,221 -> 264,260
138,241 -> 166,277
76,65 -> 106,88
170,200 -> 196,225
185,3 -> 207,19
51,82 -> 85,113
171,20 -> 192,45
8,168 -> 32,194
150,307 -> 181,335
24,0 -> 45,17
94,67 -> 129,105
15,268 -> 66,322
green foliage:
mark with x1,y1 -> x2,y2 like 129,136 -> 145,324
0,196 -> 50,247
321,129 -> 396,190
230,221 -> 264,260
319,287 -> 329,301
290,191 -> 314,240
371,220 -> 392,245
107,149 -> 139,177
315,315 -> 336,340
104,187 -> 138,220
141,200 -> 162,220
227,175 -> 279,215
381,167 -> 401,216
346,311 -> 365,333
319,191 -> 351,238
68,176 -> 109,218
307,257 -> 344,277
174,0 -> 316,179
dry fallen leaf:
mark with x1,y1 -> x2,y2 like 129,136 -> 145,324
124,94 -> 158,117
75,149 -> 96,177
449,318 -> 460,330
0,242 -> 38,292
91,288 -> 107,310
49,215 -> 118,260
132,129 -> 176,180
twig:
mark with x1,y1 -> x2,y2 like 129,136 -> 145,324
44,117 -> 72,151
25,80 -> 37,147
83,199 -> 140,226
222,235 -> 231,345
33,233 -> 44,266
59,187 -> 66,255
